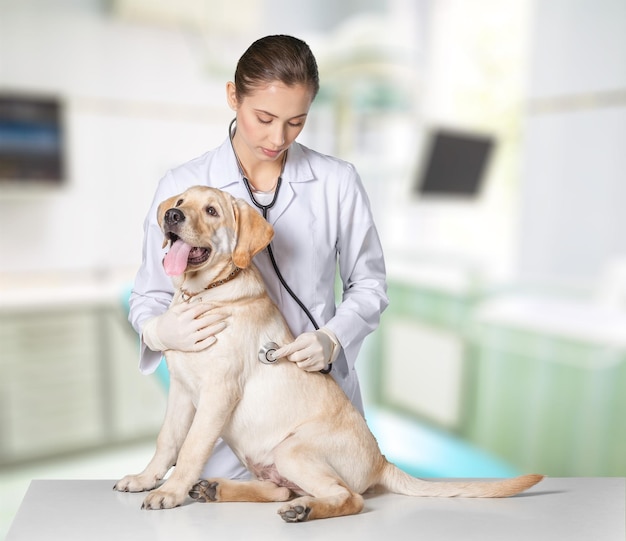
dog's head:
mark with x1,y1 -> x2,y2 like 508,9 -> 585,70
157,186 -> 274,278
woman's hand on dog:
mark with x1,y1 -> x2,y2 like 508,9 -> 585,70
273,328 -> 340,372
142,303 -> 228,352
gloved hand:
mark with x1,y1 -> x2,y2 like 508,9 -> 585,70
142,302 -> 227,353
273,327 -> 340,372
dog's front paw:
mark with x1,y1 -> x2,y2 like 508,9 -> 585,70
114,474 -> 158,493
141,486 -> 187,510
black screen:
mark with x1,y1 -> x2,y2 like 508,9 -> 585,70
415,129 -> 494,196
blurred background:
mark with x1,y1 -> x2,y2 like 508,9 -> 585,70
1,0 -> 625,535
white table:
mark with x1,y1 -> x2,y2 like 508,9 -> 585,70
6,478 -> 625,540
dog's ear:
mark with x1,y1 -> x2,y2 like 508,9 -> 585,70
232,198 -> 274,268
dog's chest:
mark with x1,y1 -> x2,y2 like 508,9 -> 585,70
164,351 -> 226,398
164,342 -> 250,399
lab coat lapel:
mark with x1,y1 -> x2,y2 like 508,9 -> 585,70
264,143 -> 314,225
264,180 -> 294,225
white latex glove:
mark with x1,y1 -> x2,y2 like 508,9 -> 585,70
142,303 -> 227,353
273,327 -> 340,372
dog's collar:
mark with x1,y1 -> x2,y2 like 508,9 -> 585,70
179,267 -> 242,302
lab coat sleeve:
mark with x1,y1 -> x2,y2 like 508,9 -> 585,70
128,172 -> 179,374
324,165 -> 389,371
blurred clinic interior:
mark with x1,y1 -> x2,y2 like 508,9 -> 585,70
1,0 -> 626,535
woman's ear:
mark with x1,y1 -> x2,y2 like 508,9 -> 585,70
231,198 -> 274,268
226,81 -> 239,111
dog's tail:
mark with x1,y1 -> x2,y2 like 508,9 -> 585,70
378,461 -> 543,498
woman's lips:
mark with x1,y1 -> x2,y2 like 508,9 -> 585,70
261,147 -> 282,159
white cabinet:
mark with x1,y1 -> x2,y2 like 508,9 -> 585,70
0,305 -> 164,465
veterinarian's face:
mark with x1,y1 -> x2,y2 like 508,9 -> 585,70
227,81 -> 313,164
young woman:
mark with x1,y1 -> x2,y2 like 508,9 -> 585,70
129,35 -> 388,479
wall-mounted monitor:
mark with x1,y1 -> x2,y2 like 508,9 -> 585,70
0,93 -> 66,190
414,129 -> 494,197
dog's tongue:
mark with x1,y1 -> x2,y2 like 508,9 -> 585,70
163,239 -> 192,277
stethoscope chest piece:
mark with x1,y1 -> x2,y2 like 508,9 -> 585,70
258,342 -> 280,364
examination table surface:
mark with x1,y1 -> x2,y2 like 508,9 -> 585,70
6,477 -> 625,540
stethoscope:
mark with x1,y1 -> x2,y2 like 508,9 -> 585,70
229,119 -> 331,374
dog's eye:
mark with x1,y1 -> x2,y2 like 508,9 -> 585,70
175,199 -> 183,207
206,206 -> 219,217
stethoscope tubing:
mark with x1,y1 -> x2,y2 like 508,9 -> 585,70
228,119 -> 331,374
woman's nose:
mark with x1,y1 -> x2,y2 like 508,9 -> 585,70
270,125 -> 286,147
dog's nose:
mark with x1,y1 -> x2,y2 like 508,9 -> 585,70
164,208 -> 185,226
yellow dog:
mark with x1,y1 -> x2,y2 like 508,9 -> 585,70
115,185 -> 543,522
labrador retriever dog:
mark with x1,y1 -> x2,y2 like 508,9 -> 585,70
114,185 -> 543,522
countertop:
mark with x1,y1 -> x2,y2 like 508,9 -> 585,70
6,477 -> 625,540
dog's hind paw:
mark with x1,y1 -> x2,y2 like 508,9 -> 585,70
189,480 -> 219,502
278,504 -> 311,523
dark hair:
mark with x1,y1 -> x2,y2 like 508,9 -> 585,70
234,35 -> 319,101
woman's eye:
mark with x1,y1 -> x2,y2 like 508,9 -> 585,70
257,116 -> 303,128
206,206 -> 218,216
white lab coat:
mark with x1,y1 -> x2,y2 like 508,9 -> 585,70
129,136 -> 388,478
